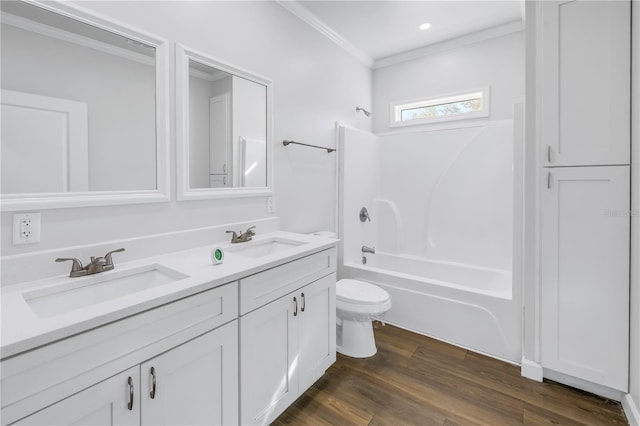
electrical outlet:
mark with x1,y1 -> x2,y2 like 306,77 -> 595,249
13,213 -> 41,245
267,196 -> 276,213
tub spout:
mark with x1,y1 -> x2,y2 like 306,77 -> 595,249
362,245 -> 375,254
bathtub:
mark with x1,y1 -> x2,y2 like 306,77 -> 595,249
340,252 -> 521,362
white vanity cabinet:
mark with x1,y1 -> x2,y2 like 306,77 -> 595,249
139,321 -> 238,426
2,282 -> 239,426
15,322 -> 238,426
14,367 -> 140,426
239,248 -> 337,425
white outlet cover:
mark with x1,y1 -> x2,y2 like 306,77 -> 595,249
13,213 -> 41,245
267,197 -> 276,213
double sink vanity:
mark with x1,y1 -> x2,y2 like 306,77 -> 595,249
1,231 -> 338,425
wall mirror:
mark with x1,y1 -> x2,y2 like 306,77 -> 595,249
176,44 -> 273,200
0,0 -> 169,211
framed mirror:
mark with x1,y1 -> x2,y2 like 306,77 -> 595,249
176,44 -> 273,200
0,0 -> 170,211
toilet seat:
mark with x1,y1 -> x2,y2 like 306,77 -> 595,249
336,279 -> 390,305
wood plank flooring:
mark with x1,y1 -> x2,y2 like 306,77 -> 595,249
274,324 -> 627,425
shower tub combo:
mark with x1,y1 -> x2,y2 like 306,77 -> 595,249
341,253 -> 519,362
338,116 -> 523,363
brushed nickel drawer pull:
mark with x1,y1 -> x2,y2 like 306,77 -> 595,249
127,376 -> 134,411
150,366 -> 157,399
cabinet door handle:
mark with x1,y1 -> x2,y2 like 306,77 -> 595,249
150,366 -> 157,399
547,171 -> 552,189
301,292 -> 306,312
293,296 -> 298,316
547,145 -> 552,163
127,376 -> 134,411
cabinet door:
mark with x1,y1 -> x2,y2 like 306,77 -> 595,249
541,166 -> 629,391
15,367 -> 139,426
240,295 -> 298,425
541,0 -> 630,166
140,321 -> 238,426
298,274 -> 336,392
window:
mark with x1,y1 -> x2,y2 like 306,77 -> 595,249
390,87 -> 490,127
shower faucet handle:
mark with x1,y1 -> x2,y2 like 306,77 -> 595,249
360,207 -> 371,222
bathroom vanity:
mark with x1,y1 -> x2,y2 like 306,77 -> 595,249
0,232 -> 337,425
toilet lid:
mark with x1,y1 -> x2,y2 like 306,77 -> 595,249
336,279 -> 390,305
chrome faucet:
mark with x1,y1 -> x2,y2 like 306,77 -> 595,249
362,245 -> 375,254
56,248 -> 125,278
226,226 -> 256,243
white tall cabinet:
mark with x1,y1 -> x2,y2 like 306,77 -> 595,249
539,0 -> 631,392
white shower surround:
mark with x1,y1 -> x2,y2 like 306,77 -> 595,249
339,117 -> 522,362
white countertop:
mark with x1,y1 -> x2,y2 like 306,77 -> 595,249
1,231 -> 338,359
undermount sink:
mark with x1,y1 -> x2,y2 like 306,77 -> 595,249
23,264 -> 189,318
225,236 -> 306,258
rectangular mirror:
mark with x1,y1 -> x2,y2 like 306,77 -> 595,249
176,44 -> 273,200
0,0 -> 169,210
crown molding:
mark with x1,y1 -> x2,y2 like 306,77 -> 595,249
276,0 -> 374,68
374,20 -> 525,70
1,12 -> 155,67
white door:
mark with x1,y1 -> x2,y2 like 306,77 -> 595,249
15,367 -> 139,426
541,0 -> 630,167
541,166 -> 629,391
140,322 -> 238,426
209,93 -> 230,182
1,90 -> 89,193
240,295 -> 298,425
297,274 -> 336,392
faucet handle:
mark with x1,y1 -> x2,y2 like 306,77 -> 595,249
55,257 -> 85,277
246,226 -> 256,236
104,248 -> 125,268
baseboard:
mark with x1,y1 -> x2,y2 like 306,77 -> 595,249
543,369 -> 624,402
520,357 -> 543,382
623,394 -> 640,426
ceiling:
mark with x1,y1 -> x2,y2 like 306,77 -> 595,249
292,1 -> 523,62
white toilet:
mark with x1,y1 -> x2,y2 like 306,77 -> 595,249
336,279 -> 392,358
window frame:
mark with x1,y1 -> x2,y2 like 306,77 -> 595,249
389,86 -> 491,128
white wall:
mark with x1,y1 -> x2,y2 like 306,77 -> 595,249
373,31 -> 524,134
1,24 -> 156,191
0,1 -> 372,266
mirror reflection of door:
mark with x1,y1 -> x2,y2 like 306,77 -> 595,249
187,58 -> 267,190
1,90 -> 89,193
209,93 -> 231,188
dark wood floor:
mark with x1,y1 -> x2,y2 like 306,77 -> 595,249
274,324 -> 627,425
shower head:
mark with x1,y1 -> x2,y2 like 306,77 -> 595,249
356,106 -> 371,117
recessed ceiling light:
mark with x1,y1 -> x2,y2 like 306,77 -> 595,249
419,22 -> 432,31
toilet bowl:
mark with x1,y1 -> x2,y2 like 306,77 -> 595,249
336,279 -> 392,358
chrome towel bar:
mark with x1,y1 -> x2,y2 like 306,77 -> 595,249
283,140 -> 336,153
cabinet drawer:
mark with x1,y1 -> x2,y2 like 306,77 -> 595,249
1,282 -> 238,425
240,247 -> 336,315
